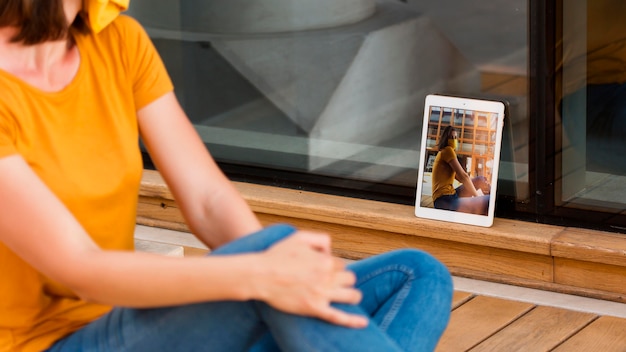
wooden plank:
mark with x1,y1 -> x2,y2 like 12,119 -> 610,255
134,239 -> 184,257
435,296 -> 534,352
552,228 -> 626,267
555,258 -> 626,295
139,169 -> 175,199
234,179 -> 559,255
138,196 -> 185,225
452,291 -> 474,309
136,170 -> 626,302
258,214 -> 554,282
184,247 -> 210,257
448,271 -> 626,304
136,216 -> 189,233
134,225 -> 208,251
470,306 -> 596,351
553,316 -> 626,351
136,196 -> 555,283
138,170 -> 559,255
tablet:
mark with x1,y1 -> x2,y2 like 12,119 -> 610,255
415,94 -> 506,227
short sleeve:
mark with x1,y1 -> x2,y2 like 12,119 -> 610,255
113,15 -> 174,110
0,104 -> 18,159
440,147 -> 456,163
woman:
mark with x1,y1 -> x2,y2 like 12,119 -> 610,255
0,1 -> 453,351
431,126 -> 490,215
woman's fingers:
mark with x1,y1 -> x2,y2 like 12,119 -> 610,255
334,268 -> 355,286
316,305 -> 369,329
332,256 -> 348,270
329,269 -> 358,292
260,229 -> 369,327
291,230 -> 332,254
329,286 -> 363,305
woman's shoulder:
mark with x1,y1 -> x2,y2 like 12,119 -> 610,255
102,15 -> 147,39
440,146 -> 455,153
76,15 -> 153,61
439,146 -> 456,159
74,15 -> 145,46
111,14 -> 144,29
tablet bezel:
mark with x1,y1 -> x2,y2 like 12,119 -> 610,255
414,94 -> 506,227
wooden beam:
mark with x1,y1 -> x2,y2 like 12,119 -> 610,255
137,170 -> 626,303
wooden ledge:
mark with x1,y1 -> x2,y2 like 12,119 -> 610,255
137,170 -> 626,303
553,228 -> 626,267
140,170 -> 556,255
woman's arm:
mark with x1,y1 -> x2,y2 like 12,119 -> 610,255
0,154 -> 365,327
137,92 -> 261,249
447,157 -> 480,196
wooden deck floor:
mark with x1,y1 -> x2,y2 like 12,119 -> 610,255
439,291 -> 626,352
136,231 -> 626,352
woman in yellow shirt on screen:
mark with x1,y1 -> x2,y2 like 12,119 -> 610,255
431,126 -> 490,215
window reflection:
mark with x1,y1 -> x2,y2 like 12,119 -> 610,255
557,0 -> 626,213
128,0 -> 528,205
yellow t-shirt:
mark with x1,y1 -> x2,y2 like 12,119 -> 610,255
431,147 -> 457,202
0,16 -> 173,352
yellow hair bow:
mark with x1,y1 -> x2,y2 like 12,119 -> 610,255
85,0 -> 130,33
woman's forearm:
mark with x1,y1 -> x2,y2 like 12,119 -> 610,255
136,93 -> 262,249
460,173 -> 480,196
69,250 -> 261,307
181,180 -> 263,249
67,232 -> 367,330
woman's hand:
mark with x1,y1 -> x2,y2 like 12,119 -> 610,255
473,176 -> 491,195
254,231 -> 368,329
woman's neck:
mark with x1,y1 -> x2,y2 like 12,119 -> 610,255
0,27 -> 80,92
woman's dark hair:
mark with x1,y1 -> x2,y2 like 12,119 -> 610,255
436,125 -> 456,150
0,0 -> 89,45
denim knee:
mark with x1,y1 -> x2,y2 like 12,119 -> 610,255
211,223 -> 297,255
387,249 -> 453,290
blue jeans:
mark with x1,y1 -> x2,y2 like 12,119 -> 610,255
46,224 -> 453,352
433,192 -> 460,211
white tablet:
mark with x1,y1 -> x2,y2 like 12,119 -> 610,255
415,94 -> 506,227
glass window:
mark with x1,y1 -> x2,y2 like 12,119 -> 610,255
129,0 -> 529,208
556,0 -> 626,225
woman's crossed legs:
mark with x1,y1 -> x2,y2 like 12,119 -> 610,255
47,225 -> 452,352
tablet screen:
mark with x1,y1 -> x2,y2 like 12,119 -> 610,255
415,94 -> 505,227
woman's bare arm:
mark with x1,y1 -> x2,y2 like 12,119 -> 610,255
137,92 -> 261,249
0,155 -> 365,327
447,157 -> 480,196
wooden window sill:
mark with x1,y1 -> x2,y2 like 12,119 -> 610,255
137,170 -> 626,303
